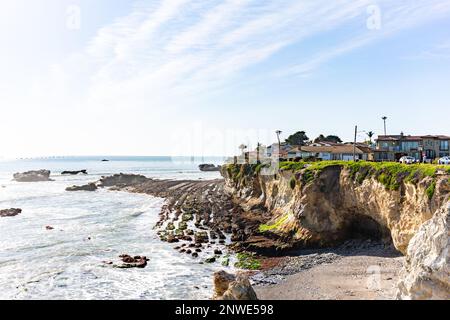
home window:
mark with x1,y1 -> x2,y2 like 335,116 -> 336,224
440,140 -> 449,151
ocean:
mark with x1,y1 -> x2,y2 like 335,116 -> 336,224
0,156 -> 230,300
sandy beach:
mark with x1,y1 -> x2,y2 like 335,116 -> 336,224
254,242 -> 404,300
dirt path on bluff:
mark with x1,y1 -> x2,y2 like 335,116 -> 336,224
254,242 -> 404,300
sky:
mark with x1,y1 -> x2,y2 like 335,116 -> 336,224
0,0 -> 450,158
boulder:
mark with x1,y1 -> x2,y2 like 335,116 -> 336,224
66,183 -> 98,192
61,170 -> 88,175
205,257 -> 216,263
115,255 -> 149,269
195,231 -> 209,244
213,271 -> 258,300
0,208 -> 22,217
13,170 -> 52,182
397,202 -> 450,300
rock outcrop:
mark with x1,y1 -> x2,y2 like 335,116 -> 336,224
0,208 -> 22,217
213,270 -> 258,300
66,183 -> 98,192
13,170 -> 52,182
199,164 -> 221,172
222,163 -> 450,255
98,173 -> 148,187
397,202 -> 449,300
61,170 -> 87,175
115,255 -> 149,269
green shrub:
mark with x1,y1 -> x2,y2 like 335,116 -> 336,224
234,253 -> 261,270
426,181 -> 436,200
259,214 -> 289,233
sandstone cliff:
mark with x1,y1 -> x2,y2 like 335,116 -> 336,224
397,202 -> 449,300
221,162 -> 450,255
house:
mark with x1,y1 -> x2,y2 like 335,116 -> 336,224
266,143 -> 293,157
298,144 -> 373,161
375,134 -> 450,162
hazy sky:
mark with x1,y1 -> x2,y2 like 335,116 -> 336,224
1,0 -> 450,158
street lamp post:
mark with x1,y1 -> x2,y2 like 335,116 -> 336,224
353,125 -> 357,162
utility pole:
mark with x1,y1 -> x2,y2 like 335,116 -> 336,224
382,116 -> 387,136
276,130 -> 282,159
353,125 -> 357,162
256,142 -> 261,164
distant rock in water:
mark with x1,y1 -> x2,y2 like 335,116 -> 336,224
213,270 -> 258,300
114,254 -> 149,269
66,183 -> 98,192
0,208 -> 22,217
61,170 -> 88,175
98,173 -> 148,187
199,164 -> 221,172
13,170 -> 52,182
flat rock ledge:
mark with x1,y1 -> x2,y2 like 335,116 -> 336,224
66,183 -> 98,192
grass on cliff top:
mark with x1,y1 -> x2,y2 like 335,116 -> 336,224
225,161 -> 449,195
282,160 -> 448,193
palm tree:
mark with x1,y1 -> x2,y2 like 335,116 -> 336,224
366,131 -> 375,144
382,116 -> 387,136
239,144 -> 247,155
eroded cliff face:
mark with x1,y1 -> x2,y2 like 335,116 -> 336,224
222,164 -> 450,255
397,203 -> 449,300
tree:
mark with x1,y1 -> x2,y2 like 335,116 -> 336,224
366,131 -> 375,144
285,131 -> 309,146
314,134 -> 342,144
314,134 -> 326,143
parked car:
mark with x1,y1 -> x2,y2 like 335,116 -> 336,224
399,156 -> 416,164
438,156 -> 450,165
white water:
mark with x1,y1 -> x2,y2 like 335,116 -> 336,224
0,157 -> 231,300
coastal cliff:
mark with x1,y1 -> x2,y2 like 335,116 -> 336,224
221,162 -> 450,255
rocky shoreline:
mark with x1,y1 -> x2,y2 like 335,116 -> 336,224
68,174 -> 265,266
60,164 -> 450,300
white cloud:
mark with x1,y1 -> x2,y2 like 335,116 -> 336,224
59,0 -> 450,108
